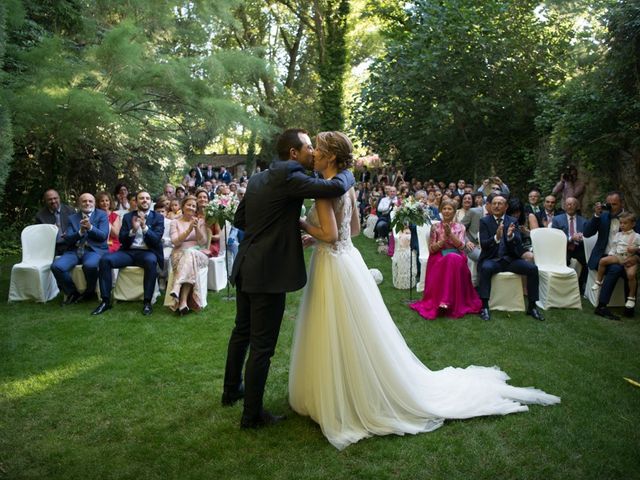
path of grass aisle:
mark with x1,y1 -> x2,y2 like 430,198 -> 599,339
1,235 -> 639,480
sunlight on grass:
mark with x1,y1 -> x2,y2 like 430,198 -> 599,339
0,356 -> 105,400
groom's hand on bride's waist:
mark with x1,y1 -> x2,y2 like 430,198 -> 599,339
301,234 -> 316,248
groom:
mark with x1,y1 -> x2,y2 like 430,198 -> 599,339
222,128 -> 355,429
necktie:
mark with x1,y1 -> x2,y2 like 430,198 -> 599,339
54,210 -> 62,240
568,216 -> 576,251
497,218 -> 506,258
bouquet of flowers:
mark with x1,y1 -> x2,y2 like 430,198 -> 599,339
204,194 -> 239,228
390,197 -> 431,234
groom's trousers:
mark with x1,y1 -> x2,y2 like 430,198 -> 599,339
224,276 -> 287,419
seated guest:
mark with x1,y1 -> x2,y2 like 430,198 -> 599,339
183,168 -> 198,192
530,194 -> 562,229
127,192 -> 137,212
524,188 -> 542,216
163,184 -> 176,200
472,192 -> 484,207
35,189 -> 76,255
410,200 -> 481,319
51,193 -> 109,304
477,194 -> 544,321
175,185 -> 186,201
92,190 -> 165,316
551,197 -> 587,294
96,191 -> 121,253
113,183 -> 130,212
460,194 -> 488,263
506,197 -> 534,262
166,199 -> 182,219
374,186 -> 398,243
455,192 -> 473,223
195,189 -> 220,257
168,196 -> 209,314
591,211 -> 640,309
584,192 -> 640,319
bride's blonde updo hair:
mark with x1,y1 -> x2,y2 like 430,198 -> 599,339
315,131 -> 354,171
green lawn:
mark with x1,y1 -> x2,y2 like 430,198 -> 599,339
1,236 -> 639,480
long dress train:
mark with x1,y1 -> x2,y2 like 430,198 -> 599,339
289,193 -> 559,450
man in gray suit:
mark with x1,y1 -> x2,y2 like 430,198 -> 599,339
222,128 -> 355,429
551,197 -> 587,294
461,199 -> 490,262
35,189 -> 76,255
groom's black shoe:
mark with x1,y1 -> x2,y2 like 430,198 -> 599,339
479,307 -> 491,321
240,410 -> 286,429
91,301 -> 112,315
221,384 -> 244,406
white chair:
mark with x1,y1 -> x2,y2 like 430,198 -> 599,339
416,223 -> 432,292
530,228 -> 582,310
207,255 -> 228,291
583,233 -> 626,307
163,265 -> 208,308
113,266 -> 161,304
8,224 -> 60,302
489,272 -> 526,311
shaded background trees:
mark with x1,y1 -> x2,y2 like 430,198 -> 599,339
1,0 -> 638,237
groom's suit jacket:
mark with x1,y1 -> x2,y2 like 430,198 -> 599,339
230,160 -> 354,294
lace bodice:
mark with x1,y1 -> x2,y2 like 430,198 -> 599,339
307,192 -> 354,255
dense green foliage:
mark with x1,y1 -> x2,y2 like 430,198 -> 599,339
2,236 -> 639,479
353,0 -> 640,204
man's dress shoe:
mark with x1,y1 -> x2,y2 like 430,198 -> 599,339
594,306 -> 620,321
142,303 -> 153,316
91,301 -> 112,315
63,292 -> 82,306
240,410 -> 286,429
479,307 -> 491,321
221,384 -> 245,406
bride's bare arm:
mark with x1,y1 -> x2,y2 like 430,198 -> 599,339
300,198 -> 338,243
350,188 -> 360,237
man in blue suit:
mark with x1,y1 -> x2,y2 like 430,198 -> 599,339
478,193 -> 544,321
51,193 -> 110,305
552,197 -> 588,294
92,190 -> 165,316
584,191 -> 640,320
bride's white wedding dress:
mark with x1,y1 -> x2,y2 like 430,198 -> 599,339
289,192 -> 560,450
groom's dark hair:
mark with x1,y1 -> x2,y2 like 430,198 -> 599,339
277,128 -> 308,160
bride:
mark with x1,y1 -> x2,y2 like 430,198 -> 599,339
288,131 -> 560,450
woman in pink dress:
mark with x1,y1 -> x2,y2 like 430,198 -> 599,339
410,200 -> 481,320
96,191 -> 121,252
169,196 -> 209,314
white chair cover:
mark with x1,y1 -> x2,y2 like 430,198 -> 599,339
531,228 -> 582,310
113,266 -> 160,303
207,256 -> 228,292
8,224 -> 59,302
363,214 -> 377,239
583,233 -> 626,307
163,264 -> 208,308
488,272 -> 525,311
416,222 -> 433,292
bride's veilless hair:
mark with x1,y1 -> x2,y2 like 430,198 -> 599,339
315,131 -> 354,171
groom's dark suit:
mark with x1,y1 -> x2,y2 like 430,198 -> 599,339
224,159 -> 354,423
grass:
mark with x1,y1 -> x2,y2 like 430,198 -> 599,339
1,235 -> 639,480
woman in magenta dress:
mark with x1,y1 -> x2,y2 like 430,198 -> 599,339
410,200 -> 481,320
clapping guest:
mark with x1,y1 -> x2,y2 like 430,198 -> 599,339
34,189 -> 76,255
113,183 -> 129,212
96,191 -> 122,253
506,198 -> 534,262
410,200 -> 481,319
169,196 -> 209,314
92,191 -> 165,316
51,193 -> 109,304
195,188 -> 220,257
153,202 -> 173,291
531,195 -> 562,229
